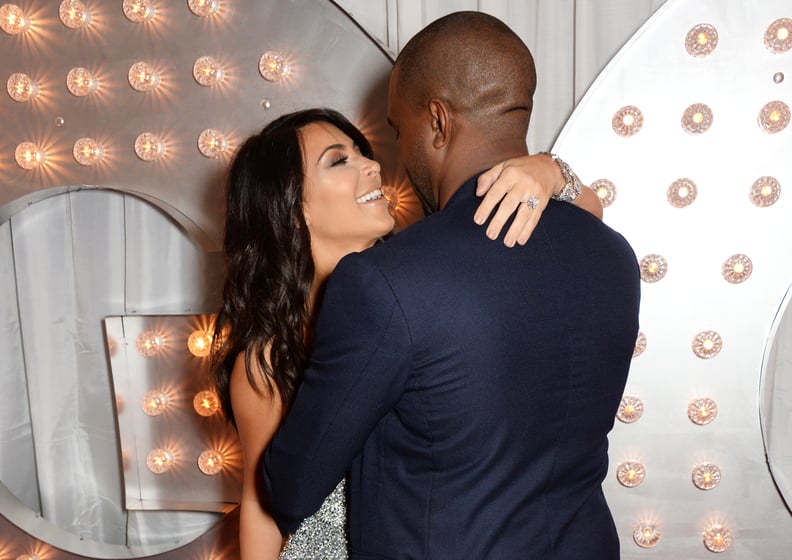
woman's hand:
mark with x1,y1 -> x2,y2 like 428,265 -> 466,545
474,154 -> 602,247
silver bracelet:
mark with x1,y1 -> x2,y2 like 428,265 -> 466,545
539,152 -> 582,203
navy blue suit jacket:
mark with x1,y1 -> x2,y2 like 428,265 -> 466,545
264,176 -> 640,559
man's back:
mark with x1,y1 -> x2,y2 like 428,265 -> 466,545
265,175 -> 640,559
343,177 -> 638,558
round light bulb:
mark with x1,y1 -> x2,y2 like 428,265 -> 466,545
188,0 -> 219,17
128,61 -> 160,92
616,395 -> 644,423
193,390 -> 221,416
259,51 -> 290,82
140,390 -> 170,416
123,0 -> 155,23
134,132 -> 166,161
193,56 -> 224,87
59,0 -> 91,28
15,142 -> 45,170
135,330 -> 165,356
197,128 -> 228,159
616,461 -> 645,487
146,448 -> 175,474
66,67 -> 99,96
692,462 -> 721,490
633,522 -> 661,548
187,330 -> 213,356
7,73 -> 38,102
703,525 -> 732,552
73,137 -> 104,166
0,4 -> 30,34
198,449 -> 225,475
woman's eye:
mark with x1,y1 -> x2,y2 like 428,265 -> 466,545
331,155 -> 348,167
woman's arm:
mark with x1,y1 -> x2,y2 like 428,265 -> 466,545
230,350 -> 286,560
473,153 -> 603,247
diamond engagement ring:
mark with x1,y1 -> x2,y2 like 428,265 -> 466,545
522,195 -> 540,210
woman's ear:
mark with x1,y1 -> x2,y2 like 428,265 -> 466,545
428,97 -> 451,150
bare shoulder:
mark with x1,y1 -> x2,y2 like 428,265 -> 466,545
230,345 -> 284,457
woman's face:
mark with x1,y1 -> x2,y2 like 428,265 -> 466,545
300,122 -> 394,254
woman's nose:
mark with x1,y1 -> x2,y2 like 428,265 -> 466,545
365,157 -> 381,176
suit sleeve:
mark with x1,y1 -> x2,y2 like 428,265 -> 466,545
262,251 -> 412,535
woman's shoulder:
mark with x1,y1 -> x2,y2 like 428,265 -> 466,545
230,345 -> 283,438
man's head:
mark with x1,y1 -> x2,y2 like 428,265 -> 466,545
388,11 -> 537,212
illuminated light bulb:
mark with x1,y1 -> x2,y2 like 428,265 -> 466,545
140,390 -> 170,416
703,525 -> 732,552
198,449 -> 225,475
146,448 -> 176,474
123,0 -> 155,23
188,0 -> 219,17
758,100 -> 790,133
639,254 -> 667,283
59,0 -> 91,28
667,178 -> 697,208
15,554 -> 41,560
187,329 -> 213,356
0,3 -> 30,34
14,142 -> 45,170
633,522 -> 661,548
193,56 -> 224,87
128,61 -> 160,92
135,330 -> 165,356
197,128 -> 228,159
616,461 -> 645,488
73,137 -> 104,166
261,98 -> 272,110
66,67 -> 99,96
722,254 -> 752,284
685,23 -> 718,57
616,395 -> 643,423
55,116 -> 65,127
590,179 -> 616,208
6,73 -> 38,102
259,51 -> 290,82
692,463 -> 721,490
692,330 -> 722,359
749,176 -> 781,207
633,331 -> 646,357
688,397 -> 718,425
134,132 -> 166,161
193,390 -> 220,416
612,106 -> 642,137
765,18 -> 792,53
681,103 -> 713,134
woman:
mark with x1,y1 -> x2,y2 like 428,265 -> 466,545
211,108 -> 600,559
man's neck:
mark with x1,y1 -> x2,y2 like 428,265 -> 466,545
436,142 -> 529,209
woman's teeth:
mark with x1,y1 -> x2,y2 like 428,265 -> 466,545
356,189 -> 383,203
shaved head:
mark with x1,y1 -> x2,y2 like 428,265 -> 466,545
388,11 -> 537,210
394,11 -> 537,133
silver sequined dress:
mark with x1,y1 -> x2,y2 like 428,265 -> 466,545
279,479 -> 348,560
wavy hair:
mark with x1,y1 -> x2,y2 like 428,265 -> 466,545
211,108 -> 374,426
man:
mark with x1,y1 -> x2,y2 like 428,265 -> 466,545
264,11 -> 640,559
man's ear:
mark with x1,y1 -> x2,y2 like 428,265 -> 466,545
428,97 -> 451,150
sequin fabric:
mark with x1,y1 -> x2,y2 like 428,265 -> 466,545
279,479 -> 348,559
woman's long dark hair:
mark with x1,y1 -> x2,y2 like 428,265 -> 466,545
211,108 -> 374,426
